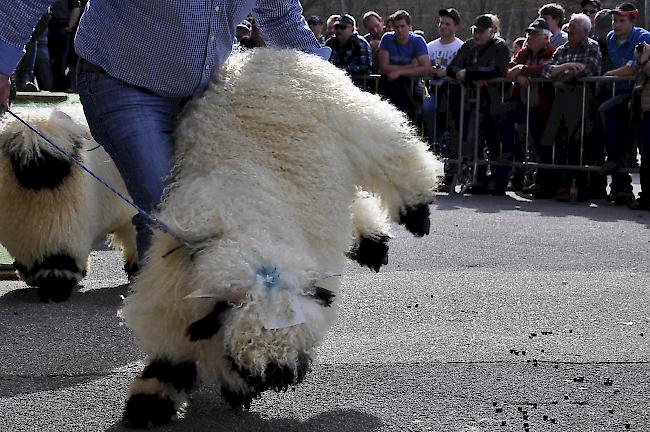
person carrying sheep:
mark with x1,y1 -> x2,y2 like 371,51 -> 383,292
0,0 -> 331,262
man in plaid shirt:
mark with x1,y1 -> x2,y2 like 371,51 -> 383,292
326,14 -> 372,88
543,14 -> 602,80
541,13 -> 602,201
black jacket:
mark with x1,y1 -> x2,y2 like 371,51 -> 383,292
447,36 -> 511,82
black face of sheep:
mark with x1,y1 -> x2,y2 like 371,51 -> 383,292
222,352 -> 311,410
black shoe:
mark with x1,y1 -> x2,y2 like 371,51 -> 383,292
506,179 -> 524,192
19,81 -> 38,92
487,181 -> 506,196
614,191 -> 636,206
462,183 -> 489,195
628,198 -> 650,210
436,175 -> 455,193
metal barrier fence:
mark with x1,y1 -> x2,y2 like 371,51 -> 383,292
352,74 -> 639,194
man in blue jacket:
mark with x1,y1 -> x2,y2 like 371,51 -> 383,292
599,2 -> 650,204
0,0 -> 329,261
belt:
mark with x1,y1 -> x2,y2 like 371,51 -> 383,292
78,58 -> 105,73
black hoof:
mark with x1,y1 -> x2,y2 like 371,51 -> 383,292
36,282 -> 76,302
122,394 -> 176,429
399,204 -> 431,237
16,254 -> 84,302
220,386 -> 260,410
141,359 -> 197,393
186,301 -> 231,341
347,235 -> 389,272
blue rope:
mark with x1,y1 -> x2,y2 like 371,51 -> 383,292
6,109 -> 193,249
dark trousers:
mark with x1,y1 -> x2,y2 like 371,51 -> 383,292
599,92 -> 634,193
641,112 -> 650,201
496,100 -> 542,185
15,40 -> 37,89
445,85 -> 501,187
540,85 -> 596,194
379,76 -> 419,125
48,21 -> 72,91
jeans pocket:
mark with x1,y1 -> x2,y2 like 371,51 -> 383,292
84,71 -> 125,97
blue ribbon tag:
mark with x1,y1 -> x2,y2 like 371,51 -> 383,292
257,266 -> 281,290
255,265 -> 305,329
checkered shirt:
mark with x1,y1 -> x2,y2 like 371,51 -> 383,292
0,0 -> 320,97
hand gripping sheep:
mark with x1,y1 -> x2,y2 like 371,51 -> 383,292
120,49 -> 441,428
0,107 -> 138,301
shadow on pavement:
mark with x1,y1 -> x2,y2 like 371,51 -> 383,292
435,194 -> 650,226
105,408 -> 383,432
0,283 -> 143,398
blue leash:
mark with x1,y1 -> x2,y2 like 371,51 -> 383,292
5,108 -> 196,250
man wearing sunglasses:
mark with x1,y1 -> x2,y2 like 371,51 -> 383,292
581,0 -> 602,37
599,2 -> 650,205
325,14 -> 372,87
0,0 -> 330,261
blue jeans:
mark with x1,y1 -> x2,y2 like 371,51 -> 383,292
35,34 -> 53,91
76,68 -> 185,260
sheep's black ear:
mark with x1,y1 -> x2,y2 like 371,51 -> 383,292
186,301 -> 231,341
399,204 -> 430,237
8,145 -> 72,190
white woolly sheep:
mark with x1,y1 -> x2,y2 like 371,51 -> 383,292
119,48 -> 441,428
0,106 -> 138,301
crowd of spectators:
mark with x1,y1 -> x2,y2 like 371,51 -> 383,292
309,1 -> 650,210
9,1 -> 649,211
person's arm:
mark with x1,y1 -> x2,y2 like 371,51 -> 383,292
0,1 -> 54,109
392,54 -> 431,77
251,0 -> 321,53
605,65 -> 636,76
506,50 -> 525,78
378,49 -> 417,73
446,43 -> 469,80
548,62 -> 582,78
543,49 -> 564,79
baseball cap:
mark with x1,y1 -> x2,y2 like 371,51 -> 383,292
595,9 -> 612,38
307,15 -> 323,25
581,0 -> 601,9
471,15 -> 494,32
526,17 -> 551,36
438,8 -> 461,25
237,20 -> 252,31
612,2 -> 638,17
334,14 -> 355,28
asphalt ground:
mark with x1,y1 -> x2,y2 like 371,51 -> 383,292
0,192 -> 648,432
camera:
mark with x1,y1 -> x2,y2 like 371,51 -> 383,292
636,42 -> 645,54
